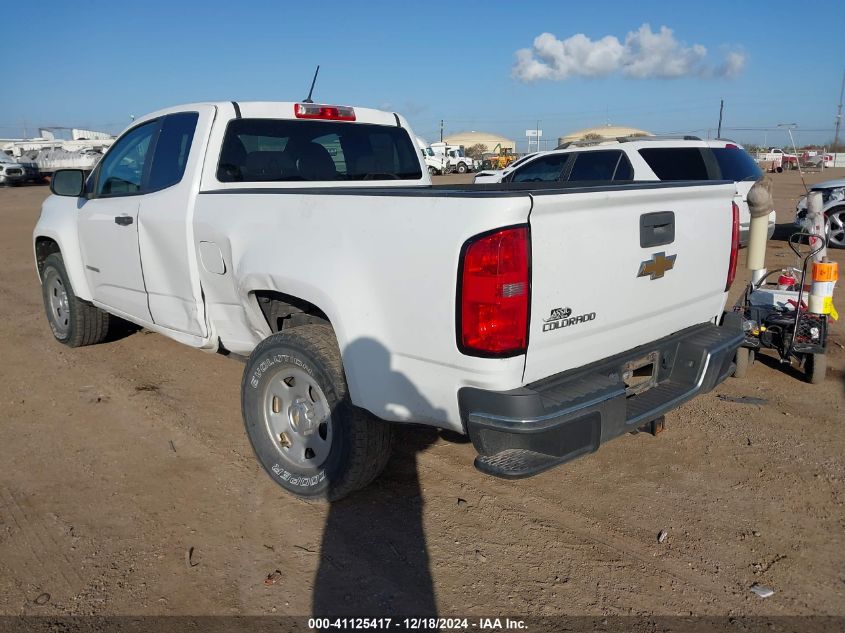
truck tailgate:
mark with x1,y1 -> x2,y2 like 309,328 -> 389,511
523,182 -> 736,384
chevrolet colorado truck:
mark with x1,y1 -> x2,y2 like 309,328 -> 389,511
34,101 -> 743,500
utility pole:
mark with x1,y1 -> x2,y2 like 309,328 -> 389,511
440,120 -> 444,143
717,99 -> 724,138
834,69 -> 845,151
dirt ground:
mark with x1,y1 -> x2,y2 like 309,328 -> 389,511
0,170 -> 843,624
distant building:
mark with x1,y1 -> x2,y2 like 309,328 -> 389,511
444,131 -> 515,152
558,125 -> 652,146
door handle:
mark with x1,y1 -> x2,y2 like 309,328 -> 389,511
114,216 -> 133,226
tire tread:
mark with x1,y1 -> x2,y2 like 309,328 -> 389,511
42,253 -> 110,348
243,325 -> 393,501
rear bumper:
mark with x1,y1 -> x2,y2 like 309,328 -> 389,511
459,317 -> 743,479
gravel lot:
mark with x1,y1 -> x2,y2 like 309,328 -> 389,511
0,170 -> 842,622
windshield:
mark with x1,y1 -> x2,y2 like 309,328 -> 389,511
425,148 -> 434,156
0,153 -> 16,163
712,147 -> 763,182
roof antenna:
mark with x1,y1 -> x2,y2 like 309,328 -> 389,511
303,65 -> 320,104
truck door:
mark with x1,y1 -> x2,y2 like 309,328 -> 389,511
137,110 -> 211,339
77,120 -> 159,322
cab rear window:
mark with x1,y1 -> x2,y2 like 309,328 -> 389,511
217,119 -> 422,182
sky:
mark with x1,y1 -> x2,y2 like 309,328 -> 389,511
3,0 -> 843,150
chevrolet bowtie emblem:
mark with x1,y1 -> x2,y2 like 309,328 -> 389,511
637,252 -> 677,280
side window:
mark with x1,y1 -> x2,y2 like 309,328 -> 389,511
638,148 -> 709,180
510,154 -> 569,182
613,153 -> 634,180
95,121 -> 158,196
567,150 -> 624,181
148,112 -> 199,191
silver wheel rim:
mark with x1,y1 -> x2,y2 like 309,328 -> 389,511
261,366 -> 333,469
44,268 -> 70,337
828,210 -> 845,247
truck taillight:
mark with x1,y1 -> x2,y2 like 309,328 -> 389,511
458,226 -> 530,357
294,103 -> 356,121
726,201 -> 740,291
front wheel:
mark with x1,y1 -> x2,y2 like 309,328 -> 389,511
241,325 -> 393,500
456,162 -> 468,174
826,207 -> 845,249
40,252 -> 110,347
428,165 -> 437,176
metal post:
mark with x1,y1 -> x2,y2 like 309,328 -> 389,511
834,69 -> 844,151
779,123 -> 808,193
717,99 -> 724,138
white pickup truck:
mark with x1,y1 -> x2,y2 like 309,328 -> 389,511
34,101 -> 743,500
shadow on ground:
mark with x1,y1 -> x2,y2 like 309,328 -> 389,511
312,425 -> 440,624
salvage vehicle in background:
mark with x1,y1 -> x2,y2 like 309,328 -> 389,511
416,137 -> 447,176
795,178 -> 845,248
761,147 -> 799,171
33,101 -> 742,500
0,153 -> 29,185
474,152 -> 539,184
431,142 -> 477,173
475,137 -> 774,247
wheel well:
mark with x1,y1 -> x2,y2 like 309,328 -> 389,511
34,237 -> 60,275
254,291 -> 330,333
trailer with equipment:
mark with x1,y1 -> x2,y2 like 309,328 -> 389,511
733,184 -> 837,383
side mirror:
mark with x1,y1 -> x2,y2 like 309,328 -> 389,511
50,169 -> 85,197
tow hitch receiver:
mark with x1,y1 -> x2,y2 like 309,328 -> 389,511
622,351 -> 659,397
638,415 -> 666,436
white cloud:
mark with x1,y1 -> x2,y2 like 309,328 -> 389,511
716,51 -> 747,79
512,24 -> 746,82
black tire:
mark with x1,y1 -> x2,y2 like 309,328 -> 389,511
40,252 -> 110,347
456,162 -> 468,174
428,165 -> 437,176
241,325 -> 393,501
804,352 -> 826,384
733,347 -> 753,379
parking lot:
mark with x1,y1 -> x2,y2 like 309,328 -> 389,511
0,170 -> 843,619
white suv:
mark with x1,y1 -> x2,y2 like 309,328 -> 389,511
473,137 -> 775,246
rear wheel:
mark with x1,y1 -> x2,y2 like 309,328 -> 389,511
241,325 -> 393,500
40,253 -> 110,347
804,352 -> 826,384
